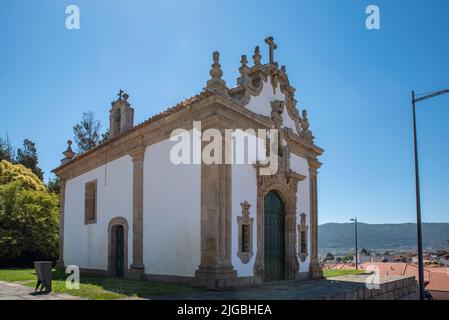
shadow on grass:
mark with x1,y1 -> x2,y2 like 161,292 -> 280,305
51,269 -> 201,299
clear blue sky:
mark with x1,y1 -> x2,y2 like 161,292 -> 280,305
1,0 -> 448,224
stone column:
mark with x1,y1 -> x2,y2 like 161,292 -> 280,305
286,187 -> 299,280
195,133 -> 236,288
309,159 -> 323,278
128,148 -> 145,279
56,179 -> 66,270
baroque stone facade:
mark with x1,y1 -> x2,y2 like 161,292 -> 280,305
54,37 -> 324,289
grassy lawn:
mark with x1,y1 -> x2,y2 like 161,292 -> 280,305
323,269 -> 366,278
0,268 -> 200,300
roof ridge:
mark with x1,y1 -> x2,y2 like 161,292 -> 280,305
53,90 -> 214,172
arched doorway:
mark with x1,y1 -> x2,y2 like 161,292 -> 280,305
264,191 -> 285,281
108,217 -> 129,277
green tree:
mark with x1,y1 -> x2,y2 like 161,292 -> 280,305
342,252 -> 354,262
360,248 -> 370,255
324,252 -> 335,262
100,129 -> 110,143
0,160 -> 45,191
0,135 -> 15,163
46,175 -> 60,194
15,139 -> 44,180
73,111 -> 102,153
0,181 -> 59,267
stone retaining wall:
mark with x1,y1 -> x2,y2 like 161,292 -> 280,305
325,275 -> 418,300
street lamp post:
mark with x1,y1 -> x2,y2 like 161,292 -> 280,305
350,218 -> 358,269
411,88 -> 449,301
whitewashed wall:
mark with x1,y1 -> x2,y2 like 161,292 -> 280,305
245,79 -> 297,133
290,154 -> 311,273
64,155 -> 134,271
230,130 -> 260,276
143,136 -> 201,277
237,80 -> 310,276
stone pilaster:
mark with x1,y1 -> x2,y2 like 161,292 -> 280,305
56,180 -> 66,270
128,147 -> 145,279
285,196 -> 299,280
309,159 -> 322,278
196,134 -> 236,289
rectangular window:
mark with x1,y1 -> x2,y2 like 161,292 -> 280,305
300,231 -> 307,254
241,224 -> 250,253
84,180 -> 97,224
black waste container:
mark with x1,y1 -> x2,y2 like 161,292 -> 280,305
34,261 -> 52,293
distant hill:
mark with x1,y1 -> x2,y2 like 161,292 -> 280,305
319,223 -> 449,252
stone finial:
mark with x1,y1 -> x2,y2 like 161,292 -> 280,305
210,51 -> 223,79
206,51 -> 228,94
301,110 -> 309,131
237,55 -> 250,86
281,65 -> 286,74
265,36 -> 277,65
61,140 -> 75,164
241,54 -> 248,68
122,93 -> 129,102
301,110 -> 314,142
253,46 -> 261,65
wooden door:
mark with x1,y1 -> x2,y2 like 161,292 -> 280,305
264,191 -> 285,281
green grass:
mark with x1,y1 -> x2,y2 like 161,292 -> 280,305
0,268 -> 200,300
323,269 -> 366,278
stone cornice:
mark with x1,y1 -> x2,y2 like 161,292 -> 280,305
53,92 -> 323,181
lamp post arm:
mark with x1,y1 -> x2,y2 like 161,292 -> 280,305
413,89 -> 449,103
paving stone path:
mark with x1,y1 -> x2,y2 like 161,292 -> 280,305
147,275 -> 412,300
0,281 -> 82,300
0,275 -> 415,300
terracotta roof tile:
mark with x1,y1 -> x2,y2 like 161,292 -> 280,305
426,271 -> 449,291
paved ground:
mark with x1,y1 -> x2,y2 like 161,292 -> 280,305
0,275 -> 410,300
0,281 -> 82,300
147,274 -> 413,300
148,275 -> 400,300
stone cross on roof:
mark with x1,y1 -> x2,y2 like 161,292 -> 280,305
265,36 -> 277,64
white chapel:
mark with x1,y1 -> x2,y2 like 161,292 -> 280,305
53,37 -> 324,288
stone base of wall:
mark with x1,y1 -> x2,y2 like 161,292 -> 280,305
144,274 -> 198,286
295,271 -> 312,281
79,268 -> 109,276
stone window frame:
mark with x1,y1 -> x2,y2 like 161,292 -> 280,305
298,212 -> 309,262
237,201 -> 254,264
84,179 -> 97,225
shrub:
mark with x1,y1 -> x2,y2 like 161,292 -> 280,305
0,160 -> 45,191
0,181 -> 59,267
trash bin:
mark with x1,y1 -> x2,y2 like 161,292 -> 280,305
34,261 -> 52,293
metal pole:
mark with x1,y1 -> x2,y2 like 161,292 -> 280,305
355,218 -> 358,270
412,90 -> 426,300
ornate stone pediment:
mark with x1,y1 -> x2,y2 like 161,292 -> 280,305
227,39 -> 315,141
